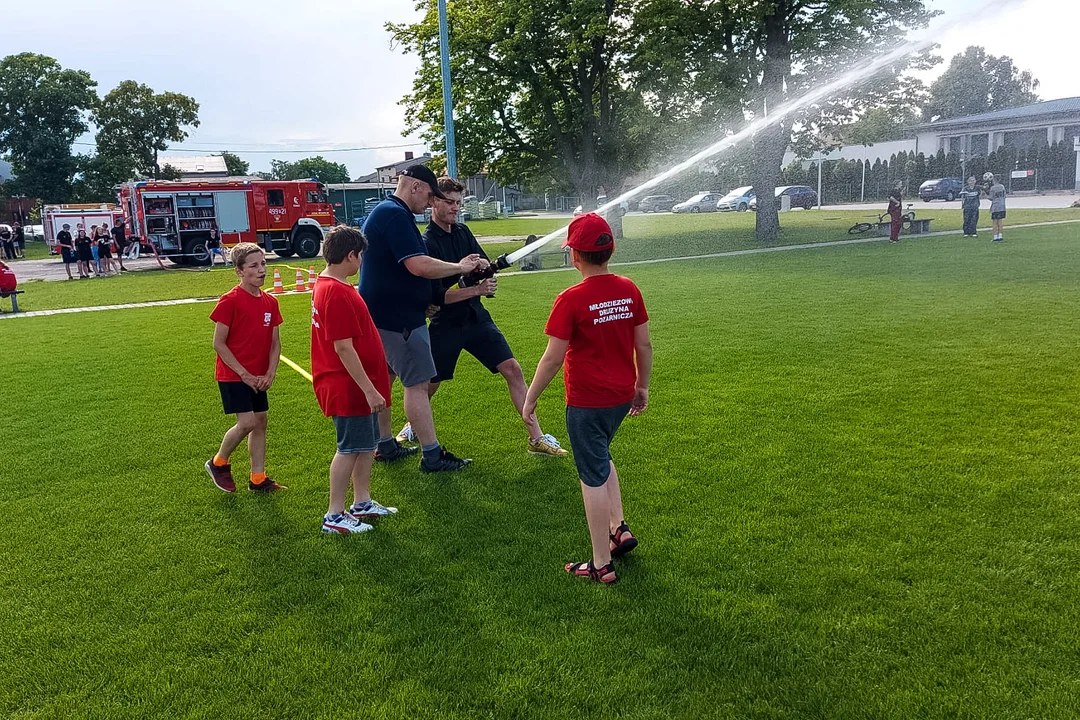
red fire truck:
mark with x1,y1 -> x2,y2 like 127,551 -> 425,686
118,179 -> 335,264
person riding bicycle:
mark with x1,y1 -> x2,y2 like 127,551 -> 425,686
887,181 -> 904,244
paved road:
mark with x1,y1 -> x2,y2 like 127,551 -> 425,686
10,255 -> 173,282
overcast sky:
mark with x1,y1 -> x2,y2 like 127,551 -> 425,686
0,0 -> 1075,179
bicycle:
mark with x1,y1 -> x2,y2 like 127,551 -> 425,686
848,206 -> 916,235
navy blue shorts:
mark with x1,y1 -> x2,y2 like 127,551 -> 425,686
566,402 -> 632,487
333,414 -> 379,454
218,381 -> 269,415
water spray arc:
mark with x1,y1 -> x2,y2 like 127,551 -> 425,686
487,0 -> 1024,271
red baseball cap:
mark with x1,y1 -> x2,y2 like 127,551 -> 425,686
563,212 -> 615,252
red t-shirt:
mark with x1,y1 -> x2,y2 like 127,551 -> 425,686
210,285 -> 283,382
544,273 -> 649,408
310,274 -> 392,417
0,266 -> 16,293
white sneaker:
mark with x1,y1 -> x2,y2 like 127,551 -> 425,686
349,499 -> 399,520
321,512 -> 373,535
395,423 -> 416,444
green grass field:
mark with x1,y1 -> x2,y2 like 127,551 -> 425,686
3,217 -> 1080,718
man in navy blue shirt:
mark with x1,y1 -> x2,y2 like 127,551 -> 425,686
360,164 -> 482,472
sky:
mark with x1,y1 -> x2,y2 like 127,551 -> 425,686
0,0 -> 1076,180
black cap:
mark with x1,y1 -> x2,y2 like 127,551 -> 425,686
399,164 -> 447,200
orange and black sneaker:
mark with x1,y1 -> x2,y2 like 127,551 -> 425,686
205,458 -> 236,493
249,477 -> 288,493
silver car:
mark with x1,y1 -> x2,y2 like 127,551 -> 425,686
716,186 -> 756,212
672,192 -> 720,214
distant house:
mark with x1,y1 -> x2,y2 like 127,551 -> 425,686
354,152 -> 433,184
157,155 -> 230,180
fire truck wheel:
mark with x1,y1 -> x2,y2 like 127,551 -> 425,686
183,237 -> 211,266
294,228 -> 322,259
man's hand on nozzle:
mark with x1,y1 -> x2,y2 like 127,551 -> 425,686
458,253 -> 483,274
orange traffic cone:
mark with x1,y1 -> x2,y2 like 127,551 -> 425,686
295,268 -> 307,293
270,268 -> 284,294
308,266 -> 317,287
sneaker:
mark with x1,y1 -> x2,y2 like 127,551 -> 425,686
528,434 -> 569,457
348,499 -> 398,520
395,422 -> 416,444
249,477 -> 288,493
205,458 -> 236,493
420,448 -> 472,473
322,512 -> 373,535
375,440 -> 419,463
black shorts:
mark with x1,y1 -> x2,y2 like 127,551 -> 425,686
566,403 -> 632,487
99,245 -> 112,259
991,211 -> 1006,220
61,248 -> 76,263
218,381 -> 269,415
77,248 -> 93,262
430,319 -> 514,382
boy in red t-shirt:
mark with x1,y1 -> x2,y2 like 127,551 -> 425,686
204,243 -> 286,494
0,260 -> 17,295
523,213 -> 653,584
311,226 -> 397,535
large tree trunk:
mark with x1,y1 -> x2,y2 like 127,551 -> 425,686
752,0 -> 792,244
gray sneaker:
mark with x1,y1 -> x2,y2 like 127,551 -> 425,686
420,448 -> 472,473
348,499 -> 398,520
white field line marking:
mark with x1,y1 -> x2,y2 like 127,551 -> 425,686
3,219 -> 1077,319
280,355 -> 313,382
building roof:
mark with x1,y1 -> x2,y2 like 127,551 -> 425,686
157,155 -> 229,175
918,97 -> 1080,131
375,154 -> 432,172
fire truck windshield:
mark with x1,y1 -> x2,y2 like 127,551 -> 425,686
306,190 -> 328,204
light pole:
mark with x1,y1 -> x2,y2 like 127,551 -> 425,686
438,0 -> 458,178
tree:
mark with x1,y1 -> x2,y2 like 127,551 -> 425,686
261,156 -> 350,183
221,151 -> 249,176
92,80 -> 200,180
923,46 -> 1039,122
388,0 -> 658,209
841,106 -> 921,146
0,53 -> 97,202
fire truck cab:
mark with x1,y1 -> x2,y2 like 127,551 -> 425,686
118,179 -> 335,264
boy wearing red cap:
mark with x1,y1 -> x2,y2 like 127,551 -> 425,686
523,213 -> 653,584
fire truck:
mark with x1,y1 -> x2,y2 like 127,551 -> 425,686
118,179 -> 335,264
43,204 -> 125,251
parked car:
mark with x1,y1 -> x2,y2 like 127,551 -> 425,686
749,185 -> 819,211
638,194 -> 676,213
673,192 -> 720,214
715,186 -> 755,212
919,177 -> 964,202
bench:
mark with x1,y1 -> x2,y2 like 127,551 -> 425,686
1,290 -> 24,313
874,218 -> 934,237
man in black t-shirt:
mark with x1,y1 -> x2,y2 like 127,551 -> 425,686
111,222 -> 130,271
57,224 -> 75,280
401,176 -> 566,457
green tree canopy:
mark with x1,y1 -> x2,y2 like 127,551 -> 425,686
261,156 -> 350,183
92,80 -> 200,180
221,151 -> 250,176
923,46 -> 1039,122
0,53 -> 97,202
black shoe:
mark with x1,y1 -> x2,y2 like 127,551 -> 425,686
375,440 -> 419,463
420,448 -> 472,473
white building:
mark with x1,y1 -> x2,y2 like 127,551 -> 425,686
914,97 -> 1080,190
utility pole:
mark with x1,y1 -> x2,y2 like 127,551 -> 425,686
438,0 -> 458,178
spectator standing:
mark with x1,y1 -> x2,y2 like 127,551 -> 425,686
987,173 -> 1007,242
88,225 -> 102,275
887,181 -> 904,244
97,223 -> 120,275
75,227 -> 93,279
959,176 -> 982,237
111,222 -> 130,272
12,223 -> 25,258
57,224 -> 76,280
0,225 -> 13,260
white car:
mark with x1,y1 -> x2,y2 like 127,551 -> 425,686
672,192 -> 720,214
716,187 -> 756,212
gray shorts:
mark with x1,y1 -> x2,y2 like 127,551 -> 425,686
333,414 -> 379,454
566,402 -> 632,487
379,325 -> 437,388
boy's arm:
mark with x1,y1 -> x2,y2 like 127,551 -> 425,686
631,322 -> 653,416
212,322 -> 259,390
333,339 -> 387,412
522,337 -> 569,424
260,326 -> 281,391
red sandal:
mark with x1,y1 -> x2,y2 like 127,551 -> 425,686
609,522 -> 638,557
565,560 -> 618,584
